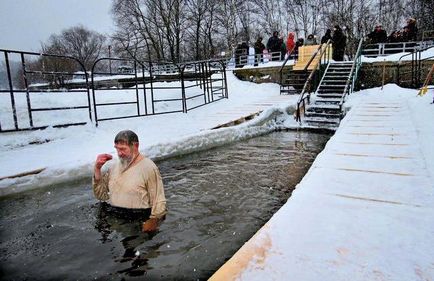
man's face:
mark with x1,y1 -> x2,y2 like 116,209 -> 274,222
114,141 -> 137,164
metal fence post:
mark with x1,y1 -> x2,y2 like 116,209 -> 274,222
4,52 -> 19,130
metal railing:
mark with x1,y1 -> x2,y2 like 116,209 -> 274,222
0,49 -> 91,133
278,47 -> 298,94
227,51 -> 287,69
0,48 -> 228,132
338,38 -> 364,116
397,45 -> 434,88
295,40 -> 332,122
90,57 -> 227,126
361,40 -> 434,57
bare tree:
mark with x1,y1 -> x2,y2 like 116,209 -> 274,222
41,25 -> 106,70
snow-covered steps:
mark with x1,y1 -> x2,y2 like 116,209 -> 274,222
280,70 -> 309,95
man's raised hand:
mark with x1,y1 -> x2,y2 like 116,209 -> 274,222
95,154 -> 113,169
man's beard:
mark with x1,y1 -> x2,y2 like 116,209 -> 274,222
119,155 -> 133,170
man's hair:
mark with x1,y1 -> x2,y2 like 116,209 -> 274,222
114,130 -> 139,145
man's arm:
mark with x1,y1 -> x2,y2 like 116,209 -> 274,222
93,154 -> 112,201
142,167 -> 167,232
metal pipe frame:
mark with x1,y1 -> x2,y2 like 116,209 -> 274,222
0,49 -> 91,133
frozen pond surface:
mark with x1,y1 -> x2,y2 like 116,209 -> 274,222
0,131 -> 330,280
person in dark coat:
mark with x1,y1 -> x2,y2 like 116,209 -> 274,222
402,18 -> 418,41
267,31 -> 281,61
279,36 -> 286,60
321,29 -> 332,44
254,37 -> 266,66
294,38 -> 304,59
367,25 -> 388,44
332,25 -> 346,61
388,30 -> 402,43
234,42 -> 249,68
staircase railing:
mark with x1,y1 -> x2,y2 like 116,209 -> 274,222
338,38 -> 363,116
278,47 -> 297,89
295,40 -> 332,122
397,45 -> 434,88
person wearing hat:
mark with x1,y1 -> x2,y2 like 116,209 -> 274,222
93,130 -> 167,233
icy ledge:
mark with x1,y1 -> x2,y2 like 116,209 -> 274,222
0,104 -> 296,197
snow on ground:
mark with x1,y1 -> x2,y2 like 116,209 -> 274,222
210,84 -> 434,281
0,71 -> 298,195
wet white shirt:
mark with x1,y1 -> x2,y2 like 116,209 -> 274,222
93,156 -> 167,219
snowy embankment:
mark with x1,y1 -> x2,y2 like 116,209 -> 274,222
0,71 -> 297,196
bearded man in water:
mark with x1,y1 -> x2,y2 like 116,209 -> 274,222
93,130 -> 167,232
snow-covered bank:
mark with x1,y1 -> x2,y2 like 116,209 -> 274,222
0,105 -> 295,196
0,72 -> 298,196
211,84 -> 434,281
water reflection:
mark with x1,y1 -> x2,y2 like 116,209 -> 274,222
94,203 -> 156,277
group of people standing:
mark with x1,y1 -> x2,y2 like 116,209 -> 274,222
366,18 -> 418,44
252,25 -> 347,63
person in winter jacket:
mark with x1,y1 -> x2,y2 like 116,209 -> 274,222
332,25 -> 346,61
305,34 -> 317,45
267,31 -> 281,61
254,37 -> 266,66
367,25 -> 388,44
402,18 -> 418,41
234,42 -> 249,68
321,29 -> 332,44
286,33 -> 295,55
279,36 -> 286,60
294,38 -> 304,59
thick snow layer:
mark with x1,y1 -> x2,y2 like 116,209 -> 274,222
210,84 -> 434,281
0,71 -> 297,195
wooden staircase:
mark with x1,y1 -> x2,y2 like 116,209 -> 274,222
303,62 -> 353,129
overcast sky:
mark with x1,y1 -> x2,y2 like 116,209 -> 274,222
0,0 -> 114,51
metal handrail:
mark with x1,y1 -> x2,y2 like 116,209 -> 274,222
278,47 -> 297,88
397,45 -> 434,62
302,44 -> 324,71
295,40 -> 332,122
397,45 -> 434,87
339,38 -> 364,111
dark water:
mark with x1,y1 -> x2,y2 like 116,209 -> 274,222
0,131 -> 330,280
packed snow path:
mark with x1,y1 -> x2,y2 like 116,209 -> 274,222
210,88 -> 434,281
